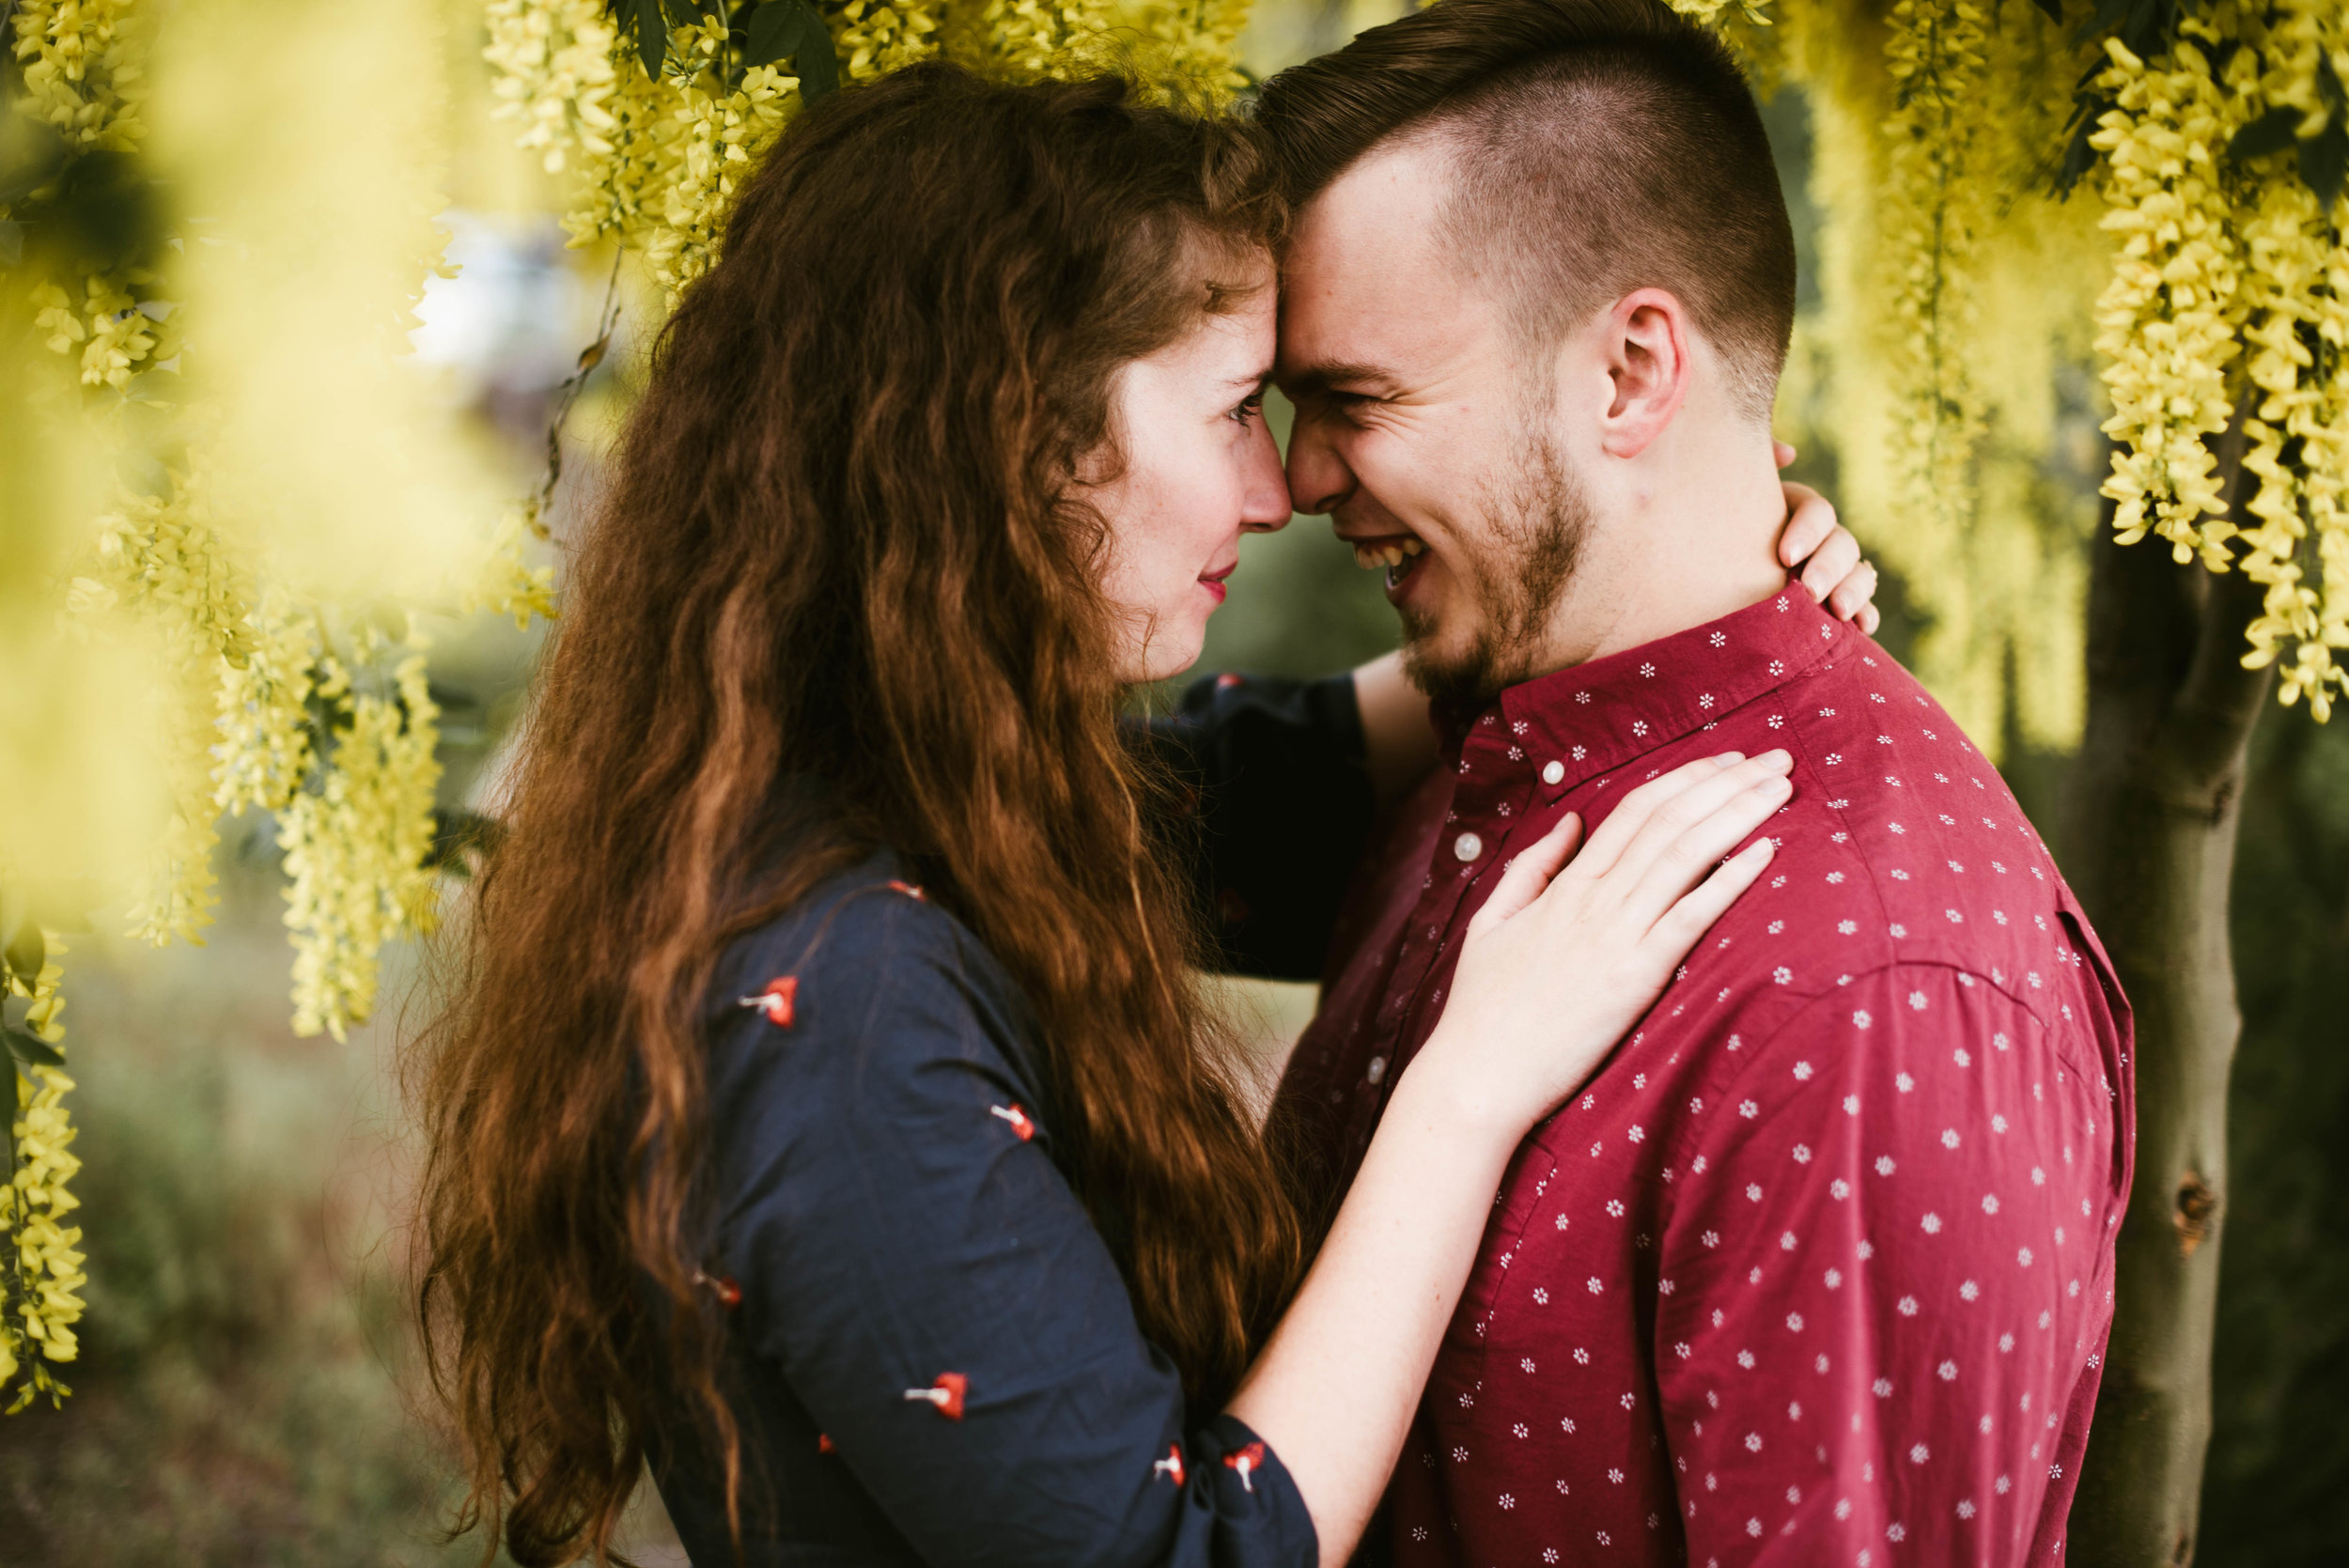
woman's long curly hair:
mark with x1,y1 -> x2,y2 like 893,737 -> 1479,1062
412,63 -> 1304,1567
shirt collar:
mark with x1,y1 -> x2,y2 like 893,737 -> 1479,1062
1451,580 -> 1847,803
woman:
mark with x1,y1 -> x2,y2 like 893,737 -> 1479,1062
413,64 -> 1877,1568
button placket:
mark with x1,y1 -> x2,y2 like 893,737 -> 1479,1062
1378,753 -> 1541,1103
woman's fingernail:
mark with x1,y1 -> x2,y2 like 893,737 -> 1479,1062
1761,749 -> 1793,769
1715,752 -> 1746,766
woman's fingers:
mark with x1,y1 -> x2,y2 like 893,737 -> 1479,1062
1643,835 -> 1777,958
1610,770 -> 1791,939
1829,559 -> 1880,624
1470,813 -> 1583,939
1777,481 -> 1834,569
1798,524 -> 1862,606
1859,601 -> 1882,636
1773,440 -> 1797,470
1581,752 -> 1792,896
1568,753 -> 1749,881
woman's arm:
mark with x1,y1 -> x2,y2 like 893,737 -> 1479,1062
1228,749 -> 1795,1566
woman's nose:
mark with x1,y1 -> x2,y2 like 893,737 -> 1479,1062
1239,418 -> 1290,534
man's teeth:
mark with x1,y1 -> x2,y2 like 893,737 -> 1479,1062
1351,537 -> 1427,570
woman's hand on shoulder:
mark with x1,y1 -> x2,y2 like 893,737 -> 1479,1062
1773,442 -> 1881,636
1412,751 -> 1791,1138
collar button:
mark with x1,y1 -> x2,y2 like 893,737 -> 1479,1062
1453,831 -> 1484,862
1542,760 -> 1566,785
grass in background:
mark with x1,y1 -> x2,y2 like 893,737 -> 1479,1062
0,858 -> 684,1566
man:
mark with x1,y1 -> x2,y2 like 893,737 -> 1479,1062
1235,2 -> 2135,1563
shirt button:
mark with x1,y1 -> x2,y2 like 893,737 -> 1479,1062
1366,1055 -> 1388,1085
1454,831 -> 1484,862
1542,760 -> 1565,785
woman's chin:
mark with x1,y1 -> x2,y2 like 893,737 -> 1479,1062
1119,628 -> 1209,686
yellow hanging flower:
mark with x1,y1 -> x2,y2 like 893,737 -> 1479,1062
2088,30 -> 2254,569
213,585 -> 320,820
85,465 -> 252,944
8,0 -> 146,155
3,933 -> 86,1413
831,0 -> 939,84
277,646 -> 442,1040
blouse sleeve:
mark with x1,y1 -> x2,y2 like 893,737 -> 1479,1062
700,877 -> 1319,1568
1128,671 -> 1376,982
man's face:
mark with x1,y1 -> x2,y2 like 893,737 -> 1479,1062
1276,138 -> 1591,715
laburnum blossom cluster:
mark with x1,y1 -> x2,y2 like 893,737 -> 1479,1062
2089,2 -> 2349,718
2,0 -> 554,1410
1675,0 -> 2349,731
484,0 -> 1252,307
2,932 -> 86,1414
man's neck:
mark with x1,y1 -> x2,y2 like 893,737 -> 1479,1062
1530,430 -> 1789,676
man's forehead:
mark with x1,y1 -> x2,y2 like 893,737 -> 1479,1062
1277,139 -> 1483,381
1286,137 -> 1457,285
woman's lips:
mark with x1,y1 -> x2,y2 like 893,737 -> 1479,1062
1199,563 -> 1235,605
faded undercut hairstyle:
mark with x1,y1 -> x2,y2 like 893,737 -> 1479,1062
1253,0 -> 1796,423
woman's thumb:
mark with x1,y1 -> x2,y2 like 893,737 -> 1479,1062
1470,813 -> 1583,936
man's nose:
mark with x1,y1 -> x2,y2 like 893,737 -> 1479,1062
1283,406 -> 1351,518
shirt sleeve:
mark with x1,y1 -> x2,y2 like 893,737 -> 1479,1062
1653,965 -> 2118,1564
702,885 -> 1318,1568
1128,671 -> 1376,981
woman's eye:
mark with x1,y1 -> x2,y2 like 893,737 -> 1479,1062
1229,392 -> 1265,425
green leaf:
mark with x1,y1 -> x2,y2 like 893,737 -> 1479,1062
786,0 -> 839,101
2302,120 -> 2348,214
743,0 -> 805,69
3,923 -> 41,986
741,0 -> 836,97
628,0 -> 669,79
2319,52 -> 2348,116
3,1027 -> 61,1070
2228,107 -> 2302,164
0,121 -> 67,207
2032,0 -> 2062,23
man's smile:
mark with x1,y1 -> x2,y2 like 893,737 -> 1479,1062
1339,529 -> 1431,592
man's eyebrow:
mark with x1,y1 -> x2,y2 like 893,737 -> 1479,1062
1276,361 -> 1400,396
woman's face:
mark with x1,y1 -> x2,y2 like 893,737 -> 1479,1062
1088,271 -> 1290,685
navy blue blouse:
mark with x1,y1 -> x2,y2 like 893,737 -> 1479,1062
646,674 -> 1372,1567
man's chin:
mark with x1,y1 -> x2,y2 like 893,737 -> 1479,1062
1400,622 -> 1508,725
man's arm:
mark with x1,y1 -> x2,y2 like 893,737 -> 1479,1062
1350,652 -> 1439,807
1654,967 -> 2119,1562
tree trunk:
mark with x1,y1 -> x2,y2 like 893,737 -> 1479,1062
2063,432 -> 2272,1568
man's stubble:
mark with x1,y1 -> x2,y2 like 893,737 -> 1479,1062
1400,424 -> 1590,723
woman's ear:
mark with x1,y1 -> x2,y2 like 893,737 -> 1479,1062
1596,287 -> 1692,461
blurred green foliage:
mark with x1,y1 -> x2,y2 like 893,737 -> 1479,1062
0,37 -> 2341,1568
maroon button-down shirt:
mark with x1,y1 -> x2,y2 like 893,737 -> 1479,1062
1269,585 -> 2133,1568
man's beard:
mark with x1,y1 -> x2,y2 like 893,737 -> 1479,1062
1400,427 -> 1590,724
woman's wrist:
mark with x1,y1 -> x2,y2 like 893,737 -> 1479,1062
1387,1028 -> 1541,1152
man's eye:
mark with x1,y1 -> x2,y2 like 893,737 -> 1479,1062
1229,392 -> 1266,424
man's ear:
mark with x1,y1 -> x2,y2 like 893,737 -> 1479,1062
1596,287 -> 1691,460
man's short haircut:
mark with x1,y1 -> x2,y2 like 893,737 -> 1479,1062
1253,0 -> 1796,424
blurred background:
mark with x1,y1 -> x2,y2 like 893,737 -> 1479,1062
3,2 -> 2345,1563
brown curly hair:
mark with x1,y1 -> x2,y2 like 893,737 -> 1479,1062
412,62 -> 1302,1566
